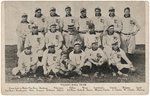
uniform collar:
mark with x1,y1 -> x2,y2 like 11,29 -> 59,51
124,14 -> 130,18
50,14 -> 59,17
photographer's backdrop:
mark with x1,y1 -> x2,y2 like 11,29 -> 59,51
3,1 -> 146,45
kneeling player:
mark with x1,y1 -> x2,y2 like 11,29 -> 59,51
107,42 -> 135,77
12,46 -> 38,78
42,43 -> 62,79
82,40 -> 107,77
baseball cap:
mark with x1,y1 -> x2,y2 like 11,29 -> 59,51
35,7 -> 41,12
31,24 -> 38,28
65,6 -> 71,10
22,13 -> 28,17
80,8 -> 86,12
109,6 -> 115,11
50,7 -> 56,11
95,7 -> 101,11
74,41 -> 82,46
24,46 -> 32,50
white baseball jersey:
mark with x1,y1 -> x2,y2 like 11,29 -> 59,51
16,22 -> 30,38
30,15 -> 46,32
107,16 -> 123,32
25,33 -> 45,53
46,16 -> 62,29
84,33 -> 100,47
91,16 -> 107,31
18,51 -> 38,71
122,17 -> 140,34
78,17 -> 91,32
69,50 -> 86,67
86,48 -> 107,65
61,16 -> 79,30
42,49 -> 62,73
45,31 -> 63,48
102,33 -> 121,48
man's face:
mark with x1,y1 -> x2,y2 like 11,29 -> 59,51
32,27 -> 38,34
91,43 -> 98,50
48,47 -> 55,53
95,9 -> 101,16
50,10 -> 56,16
25,49 -> 32,55
35,10 -> 41,17
65,8 -> 71,15
109,10 -> 115,17
81,11 -> 86,17
22,16 -> 27,22
89,28 -> 95,34
124,9 -> 130,16
112,44 -> 118,51
74,45 -> 81,53
50,26 -> 56,32
107,27 -> 114,35
68,28 -> 75,35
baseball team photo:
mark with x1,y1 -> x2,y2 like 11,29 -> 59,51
3,1 -> 146,83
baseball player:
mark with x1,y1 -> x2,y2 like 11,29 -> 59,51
16,13 -> 30,57
12,46 -> 38,78
30,8 -> 46,35
46,7 -> 62,31
106,41 -> 135,77
78,8 -> 91,44
121,7 -> 140,58
82,40 -> 107,77
45,23 -> 63,51
84,23 -> 101,50
42,43 -> 62,78
64,25 -> 82,53
62,6 -> 79,46
25,24 -> 45,62
69,41 -> 86,76
91,7 -> 107,45
107,7 -> 123,35
102,25 -> 121,48
57,51 -> 78,78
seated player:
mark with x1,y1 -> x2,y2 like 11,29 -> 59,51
64,25 -> 82,53
57,51 -> 78,78
42,43 -> 62,79
69,41 -> 86,76
84,23 -> 101,50
82,40 -> 107,77
103,25 -> 121,48
45,23 -> 63,51
107,41 -> 135,77
12,46 -> 38,78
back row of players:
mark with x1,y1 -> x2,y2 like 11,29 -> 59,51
12,6 -> 140,79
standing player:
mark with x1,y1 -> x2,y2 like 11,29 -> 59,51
107,7 -> 123,35
45,24 -> 63,51
91,7 -> 107,45
30,8 -> 46,35
62,6 -> 79,47
121,7 -> 140,59
16,13 -> 30,57
78,8 -> 91,45
46,7 -> 62,32
25,24 -> 45,63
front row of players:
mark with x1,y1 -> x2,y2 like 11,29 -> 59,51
12,23 -> 135,79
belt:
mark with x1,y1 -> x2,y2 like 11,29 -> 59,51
121,32 -> 132,35
63,30 -> 68,33
95,30 -> 103,33
78,31 -> 86,34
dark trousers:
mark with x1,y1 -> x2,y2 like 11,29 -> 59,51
110,64 -> 129,74
35,66 -> 44,77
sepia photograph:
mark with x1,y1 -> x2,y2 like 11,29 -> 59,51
1,1 -> 148,95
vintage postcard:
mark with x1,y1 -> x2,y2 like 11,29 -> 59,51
1,1 -> 149,95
